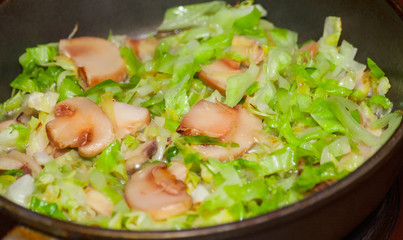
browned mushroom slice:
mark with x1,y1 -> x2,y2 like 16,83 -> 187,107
125,37 -> 159,62
85,188 -> 114,217
59,37 -> 127,89
0,151 -> 25,171
0,150 -> 42,177
125,140 -> 158,174
226,105 -> 263,157
231,35 -> 265,65
299,41 -> 319,59
168,161 -> 188,182
113,102 -> 151,139
177,100 -> 237,139
297,41 -> 319,61
46,97 -> 114,157
190,105 -> 263,161
197,59 -> 244,94
125,163 -> 192,220
220,58 -> 241,69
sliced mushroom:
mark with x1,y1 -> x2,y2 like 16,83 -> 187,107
168,161 -> 188,182
0,152 -> 24,170
178,101 -> 263,161
125,37 -> 159,62
227,105 -> 263,156
297,41 -> 319,60
194,106 -> 262,161
0,150 -> 42,177
85,188 -> 114,217
231,35 -> 265,65
177,100 -> 237,140
125,163 -> 192,220
46,97 -> 115,157
197,59 -> 244,94
0,120 -> 17,132
125,140 -> 158,174
59,37 -> 127,89
113,102 -> 151,140
45,144 -> 68,158
220,58 -> 241,69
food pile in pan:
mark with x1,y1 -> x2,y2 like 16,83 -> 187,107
0,1 -> 401,230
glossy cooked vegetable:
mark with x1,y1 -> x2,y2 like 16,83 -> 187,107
0,0 -> 401,230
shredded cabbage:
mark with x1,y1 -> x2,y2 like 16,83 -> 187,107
0,0 -> 401,231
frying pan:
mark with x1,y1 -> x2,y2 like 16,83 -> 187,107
0,0 -> 402,239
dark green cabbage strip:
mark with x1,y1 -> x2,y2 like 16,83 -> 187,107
0,43 -> 80,120
29,196 -> 66,220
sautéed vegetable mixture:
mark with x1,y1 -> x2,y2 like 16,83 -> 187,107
0,1 -> 401,230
